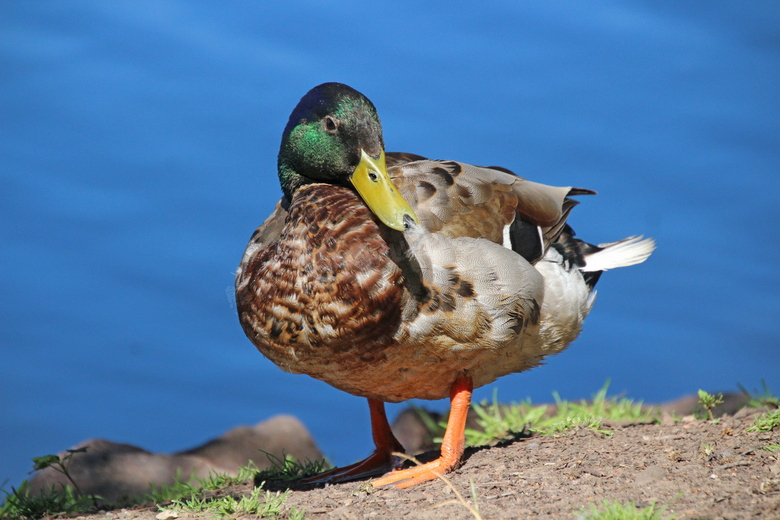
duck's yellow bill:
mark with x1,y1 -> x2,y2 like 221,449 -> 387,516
350,150 -> 419,231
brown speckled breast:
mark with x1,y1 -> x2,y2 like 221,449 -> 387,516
236,183 -> 409,395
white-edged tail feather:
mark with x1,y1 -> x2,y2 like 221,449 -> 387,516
581,235 -> 655,272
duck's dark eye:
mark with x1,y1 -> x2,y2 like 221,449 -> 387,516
323,116 -> 338,133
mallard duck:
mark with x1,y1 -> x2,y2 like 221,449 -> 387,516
235,83 -> 654,488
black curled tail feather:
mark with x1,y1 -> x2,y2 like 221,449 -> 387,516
552,225 -> 604,290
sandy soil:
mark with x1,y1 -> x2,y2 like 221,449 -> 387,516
59,406 -> 779,520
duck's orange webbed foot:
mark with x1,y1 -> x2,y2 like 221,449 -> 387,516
372,375 -> 473,489
301,398 -> 404,485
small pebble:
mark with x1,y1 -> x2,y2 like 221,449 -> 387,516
635,465 -> 666,485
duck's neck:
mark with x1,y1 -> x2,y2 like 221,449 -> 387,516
277,159 -> 310,201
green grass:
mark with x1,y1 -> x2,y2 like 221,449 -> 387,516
166,483 -> 303,519
461,392 -> 547,446
451,381 -> 656,447
738,380 -> 779,409
1,448 -> 101,520
576,499 -> 672,520
739,382 -> 779,451
158,460 -> 308,519
145,463 -> 262,505
696,389 -> 724,420
0,479 -> 95,520
748,408 -> 780,432
254,452 -> 330,483
144,468 -> 201,504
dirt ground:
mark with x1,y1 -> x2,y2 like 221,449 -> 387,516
61,406 -> 779,520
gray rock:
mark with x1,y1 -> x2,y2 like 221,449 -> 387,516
391,408 -> 442,455
28,414 -> 322,503
178,414 -> 322,473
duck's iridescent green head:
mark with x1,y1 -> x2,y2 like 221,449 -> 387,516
277,82 -> 417,231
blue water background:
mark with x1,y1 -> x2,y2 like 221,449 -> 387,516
2,2 -> 779,488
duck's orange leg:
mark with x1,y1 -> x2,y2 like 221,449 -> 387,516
301,398 -> 404,485
373,374 -> 473,489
